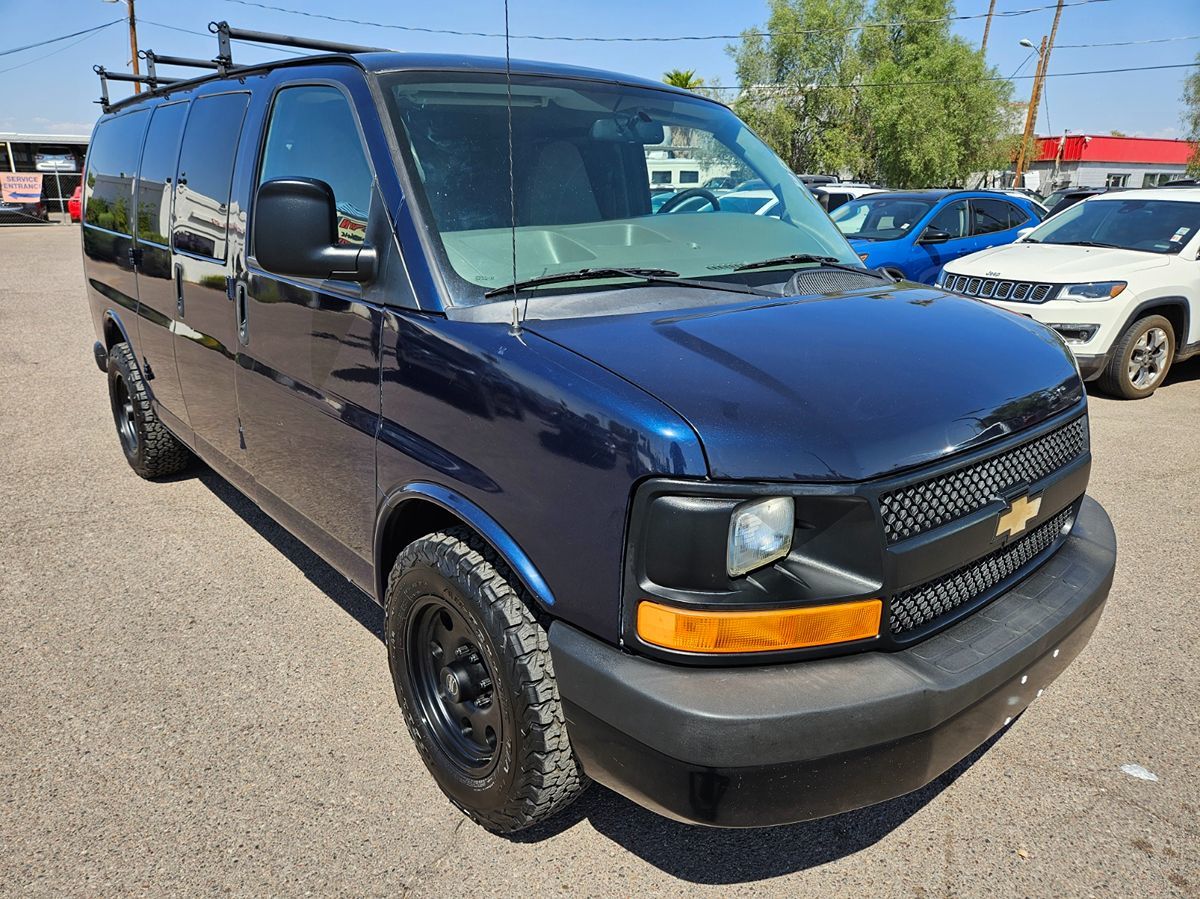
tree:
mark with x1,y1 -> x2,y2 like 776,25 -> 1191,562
1183,53 -> 1200,176
729,0 -> 1015,186
729,0 -> 869,176
663,69 -> 704,90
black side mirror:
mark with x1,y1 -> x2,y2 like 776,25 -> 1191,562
919,227 -> 952,245
254,178 -> 376,282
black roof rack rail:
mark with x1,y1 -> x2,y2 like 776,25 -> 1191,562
94,20 -> 387,112
208,20 -> 385,70
139,50 -> 221,83
94,65 -> 183,112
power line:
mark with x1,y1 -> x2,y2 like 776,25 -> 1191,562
1057,34 -> 1200,47
0,19 -> 124,58
217,0 -> 1117,42
709,61 -> 1200,92
0,27 -> 112,76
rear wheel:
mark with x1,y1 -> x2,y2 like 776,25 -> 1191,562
106,342 -> 191,478
1098,315 -> 1174,399
385,528 -> 587,832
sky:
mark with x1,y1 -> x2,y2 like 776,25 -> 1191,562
1,0 -> 1198,140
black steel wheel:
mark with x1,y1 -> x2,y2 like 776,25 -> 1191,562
109,367 -> 139,458
385,528 -> 587,832
406,597 -> 502,777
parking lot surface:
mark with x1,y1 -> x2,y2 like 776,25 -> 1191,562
1,225 -> 1198,897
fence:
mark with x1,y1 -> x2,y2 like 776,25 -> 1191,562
0,171 -> 83,224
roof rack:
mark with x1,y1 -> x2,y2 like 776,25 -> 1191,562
94,20 -> 387,111
209,20 -> 384,70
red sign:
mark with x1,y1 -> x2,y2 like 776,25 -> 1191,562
0,172 -> 43,203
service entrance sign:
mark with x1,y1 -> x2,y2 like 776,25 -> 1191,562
1,173 -> 43,203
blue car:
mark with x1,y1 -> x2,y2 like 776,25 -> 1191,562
830,189 -> 1044,283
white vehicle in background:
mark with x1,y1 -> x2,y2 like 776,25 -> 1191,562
811,183 -> 883,213
939,188 -> 1200,399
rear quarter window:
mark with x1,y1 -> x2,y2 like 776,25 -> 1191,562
84,110 -> 149,235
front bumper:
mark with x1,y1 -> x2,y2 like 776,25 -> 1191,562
550,495 -> 1116,827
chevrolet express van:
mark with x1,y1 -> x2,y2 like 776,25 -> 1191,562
82,29 -> 1117,831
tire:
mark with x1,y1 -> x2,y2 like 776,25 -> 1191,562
385,528 -> 587,833
106,342 -> 191,478
1098,315 -> 1175,400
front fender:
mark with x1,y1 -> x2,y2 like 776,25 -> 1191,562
373,481 -> 556,612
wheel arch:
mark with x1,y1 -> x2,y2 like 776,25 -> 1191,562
102,309 -> 134,350
1119,296 -> 1189,355
374,482 -> 557,613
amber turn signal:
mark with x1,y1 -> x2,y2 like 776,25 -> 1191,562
636,599 -> 882,654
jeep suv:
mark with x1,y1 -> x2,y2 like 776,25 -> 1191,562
940,188 -> 1200,398
81,27 -> 1116,831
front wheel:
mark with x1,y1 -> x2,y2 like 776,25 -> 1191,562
106,342 -> 191,478
1098,315 -> 1174,399
385,528 -> 587,832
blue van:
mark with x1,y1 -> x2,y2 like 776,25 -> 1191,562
81,24 -> 1115,832
832,189 -> 1045,283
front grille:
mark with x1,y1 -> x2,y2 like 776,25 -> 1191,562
944,273 -> 1057,304
890,505 -> 1075,634
880,416 -> 1089,544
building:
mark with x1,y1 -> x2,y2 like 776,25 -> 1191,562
1025,134 -> 1196,194
1,132 -> 90,219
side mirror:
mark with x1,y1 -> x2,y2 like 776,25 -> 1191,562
1017,227 -> 1035,240
254,178 -> 376,282
919,227 -> 952,245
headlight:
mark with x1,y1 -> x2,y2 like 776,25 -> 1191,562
727,497 -> 794,576
1059,281 -> 1126,302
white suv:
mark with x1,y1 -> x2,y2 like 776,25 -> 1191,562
939,188 -> 1200,398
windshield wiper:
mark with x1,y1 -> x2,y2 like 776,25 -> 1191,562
1044,240 -> 1123,250
483,267 -> 774,299
734,253 -> 883,278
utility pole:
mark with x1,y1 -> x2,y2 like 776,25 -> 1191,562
1014,36 -> 1048,186
981,0 -> 997,53
1013,0 -> 1065,186
127,0 -> 140,93
104,0 -> 140,92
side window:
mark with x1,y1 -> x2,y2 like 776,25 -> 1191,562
135,102 -> 188,246
173,92 -> 251,260
84,109 -> 149,235
972,198 -> 1017,235
1007,202 -> 1030,228
927,199 -> 969,239
259,85 -> 374,247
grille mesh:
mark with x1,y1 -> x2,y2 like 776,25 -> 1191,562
890,506 -> 1074,634
944,273 -> 1057,304
880,417 -> 1089,544
785,269 -> 887,295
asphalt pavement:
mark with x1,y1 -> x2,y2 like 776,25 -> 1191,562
1,225 -> 1197,897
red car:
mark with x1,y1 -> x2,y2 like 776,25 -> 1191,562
68,185 -> 82,223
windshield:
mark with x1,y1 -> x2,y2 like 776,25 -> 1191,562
379,72 -> 860,305
829,196 -> 936,241
1025,197 -> 1200,254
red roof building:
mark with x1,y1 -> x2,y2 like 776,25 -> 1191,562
1027,134 -> 1197,192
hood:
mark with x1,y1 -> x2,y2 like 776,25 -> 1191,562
526,285 -> 1083,482
946,241 -> 1171,281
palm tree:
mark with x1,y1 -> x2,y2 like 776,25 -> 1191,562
662,70 -> 703,158
662,69 -> 703,91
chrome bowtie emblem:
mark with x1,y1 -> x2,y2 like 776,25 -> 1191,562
996,494 -> 1042,538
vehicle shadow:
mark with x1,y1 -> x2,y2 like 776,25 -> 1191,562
188,463 -> 1006,883
194,466 -> 385,641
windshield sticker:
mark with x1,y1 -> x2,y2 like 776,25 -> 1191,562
1170,227 -> 1190,243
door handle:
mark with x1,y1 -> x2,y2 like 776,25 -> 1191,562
174,263 -> 184,317
236,282 -> 249,346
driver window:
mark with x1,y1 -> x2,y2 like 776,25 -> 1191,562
926,200 -> 969,239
